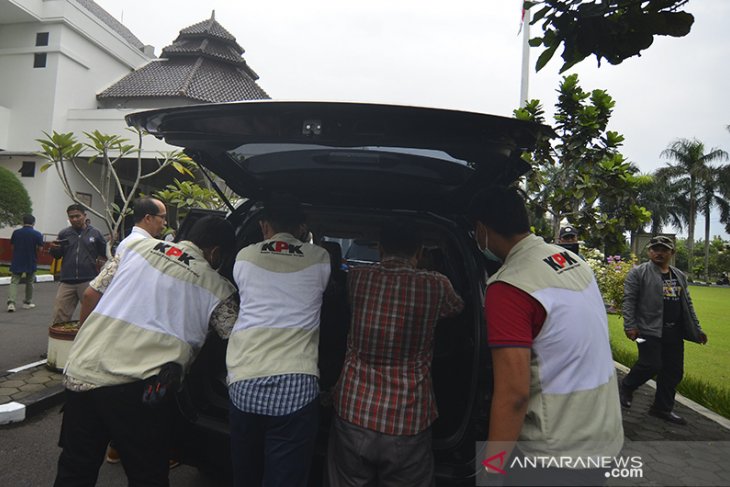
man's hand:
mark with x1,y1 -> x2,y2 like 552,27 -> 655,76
624,328 -> 640,340
699,331 -> 708,345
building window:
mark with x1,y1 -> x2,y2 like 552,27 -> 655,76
19,161 -> 36,178
36,32 -> 49,46
33,53 -> 46,68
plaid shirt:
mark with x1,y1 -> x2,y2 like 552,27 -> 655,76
333,257 -> 464,435
229,373 -> 318,416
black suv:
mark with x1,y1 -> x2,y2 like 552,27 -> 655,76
127,101 -> 551,485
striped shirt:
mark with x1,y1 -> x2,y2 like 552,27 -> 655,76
333,257 -> 464,435
229,373 -> 319,416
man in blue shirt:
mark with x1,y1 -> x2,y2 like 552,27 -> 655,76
6,214 -> 44,312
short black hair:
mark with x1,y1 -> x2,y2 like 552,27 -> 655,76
379,218 -> 423,258
468,186 -> 530,237
22,214 -> 35,225
260,193 -> 305,235
133,197 -> 162,223
186,216 -> 235,258
67,204 -> 86,214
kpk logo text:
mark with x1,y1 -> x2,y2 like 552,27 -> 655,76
261,241 -> 304,256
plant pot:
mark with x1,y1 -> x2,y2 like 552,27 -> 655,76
47,321 -> 80,371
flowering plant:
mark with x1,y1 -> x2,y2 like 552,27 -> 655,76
584,248 -> 636,313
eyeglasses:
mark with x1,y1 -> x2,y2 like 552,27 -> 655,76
149,213 -> 167,220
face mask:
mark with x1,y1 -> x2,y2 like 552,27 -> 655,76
475,226 -> 502,263
482,246 -> 502,263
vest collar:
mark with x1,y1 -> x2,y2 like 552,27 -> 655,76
503,234 -> 545,265
269,232 -> 302,243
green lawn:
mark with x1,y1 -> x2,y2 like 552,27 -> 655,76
0,265 -> 51,277
608,285 -> 730,417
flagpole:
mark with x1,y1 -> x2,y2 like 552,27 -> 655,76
519,6 -> 531,108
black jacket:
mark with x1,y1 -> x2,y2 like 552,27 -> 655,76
50,226 -> 106,282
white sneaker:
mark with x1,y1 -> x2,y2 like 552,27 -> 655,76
7,303 -> 15,312
22,303 -> 36,309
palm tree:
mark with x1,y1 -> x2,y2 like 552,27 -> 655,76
659,139 -> 728,278
698,166 -> 730,281
636,172 -> 687,235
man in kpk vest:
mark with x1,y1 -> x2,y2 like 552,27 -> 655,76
227,194 -> 330,487
469,187 -> 623,486
79,196 -> 168,464
54,216 -> 239,487
79,196 -> 168,324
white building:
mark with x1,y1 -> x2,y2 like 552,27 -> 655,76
0,0 -> 268,243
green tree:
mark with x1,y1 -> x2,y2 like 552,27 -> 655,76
527,0 -> 694,72
0,166 -> 32,228
154,179 -> 234,230
636,171 -> 688,235
37,130 -> 194,256
514,74 -> 650,255
657,138 -> 728,278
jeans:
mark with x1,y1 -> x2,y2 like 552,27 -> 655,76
229,396 -> 319,487
7,272 -> 35,305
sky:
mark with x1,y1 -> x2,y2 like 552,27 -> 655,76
94,0 -> 730,239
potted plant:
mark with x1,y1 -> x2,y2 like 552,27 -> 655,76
47,321 -> 80,371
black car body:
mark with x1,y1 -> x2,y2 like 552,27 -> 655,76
126,101 -> 552,485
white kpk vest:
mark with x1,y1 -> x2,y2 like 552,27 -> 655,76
65,238 -> 235,387
489,234 -> 624,459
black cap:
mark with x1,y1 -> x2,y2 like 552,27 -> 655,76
559,226 -> 577,238
648,235 -> 674,250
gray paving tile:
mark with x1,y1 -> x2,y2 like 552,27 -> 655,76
26,375 -> 51,384
18,383 -> 44,393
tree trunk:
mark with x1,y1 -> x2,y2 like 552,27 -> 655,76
687,180 -> 696,278
704,203 -> 711,282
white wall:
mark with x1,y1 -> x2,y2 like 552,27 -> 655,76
0,0 -> 179,239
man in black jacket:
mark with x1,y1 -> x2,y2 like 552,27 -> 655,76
49,204 -> 106,324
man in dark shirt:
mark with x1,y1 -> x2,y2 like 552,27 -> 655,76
620,235 -> 708,425
6,214 -> 44,312
49,204 -> 106,324
329,218 -> 464,486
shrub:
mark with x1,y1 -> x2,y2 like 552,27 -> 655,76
585,248 -> 636,312
0,166 -> 32,228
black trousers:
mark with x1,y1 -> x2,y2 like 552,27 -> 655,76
54,382 -> 173,487
622,325 -> 684,412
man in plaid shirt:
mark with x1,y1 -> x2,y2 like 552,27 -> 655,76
329,218 -> 464,486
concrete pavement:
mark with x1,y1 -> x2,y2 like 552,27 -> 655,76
0,280 -> 66,424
